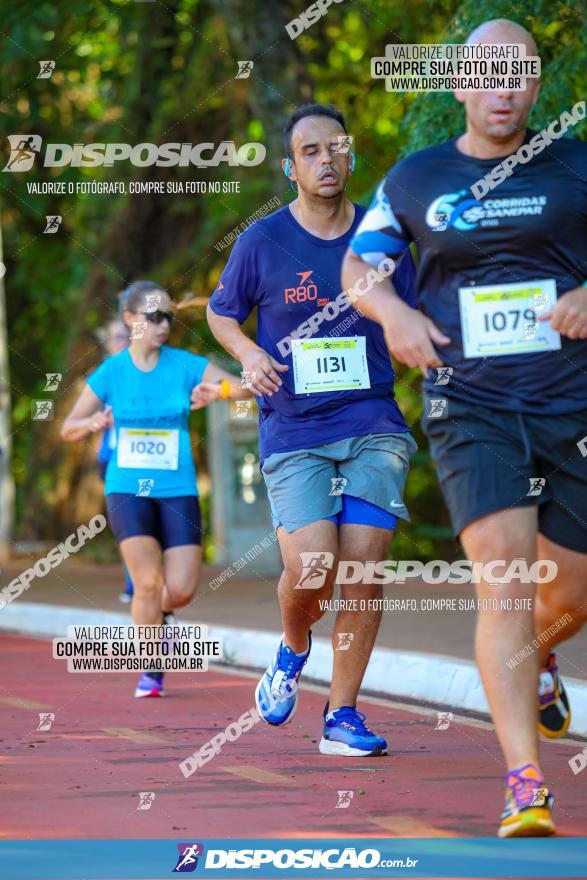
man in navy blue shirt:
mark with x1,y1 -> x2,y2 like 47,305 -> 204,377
208,104 -> 417,757
343,19 -> 587,835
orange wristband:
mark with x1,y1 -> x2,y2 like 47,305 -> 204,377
219,379 -> 231,400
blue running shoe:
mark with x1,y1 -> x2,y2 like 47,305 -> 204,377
320,705 -> 387,756
119,566 -> 134,604
255,632 -> 312,725
135,671 -> 164,698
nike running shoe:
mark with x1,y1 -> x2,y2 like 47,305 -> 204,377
498,764 -> 555,838
134,671 -> 165,698
319,705 -> 388,757
255,632 -> 312,725
538,652 -> 571,739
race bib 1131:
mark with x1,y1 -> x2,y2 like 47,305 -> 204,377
291,337 -> 371,394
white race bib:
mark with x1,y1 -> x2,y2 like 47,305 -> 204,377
292,337 -> 371,394
458,279 -> 561,358
117,428 -> 179,471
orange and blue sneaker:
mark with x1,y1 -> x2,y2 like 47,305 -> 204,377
498,763 -> 555,838
538,652 -> 571,739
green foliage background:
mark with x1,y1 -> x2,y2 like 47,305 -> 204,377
1,0 -> 585,559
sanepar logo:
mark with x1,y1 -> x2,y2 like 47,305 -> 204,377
3,136 -> 266,171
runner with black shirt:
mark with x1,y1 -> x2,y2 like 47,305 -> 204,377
343,18 -> 586,836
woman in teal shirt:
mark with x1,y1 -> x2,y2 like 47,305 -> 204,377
62,281 -> 252,698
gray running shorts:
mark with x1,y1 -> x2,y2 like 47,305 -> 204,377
261,432 -> 417,533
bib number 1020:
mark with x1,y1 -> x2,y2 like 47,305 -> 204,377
131,439 -> 166,455
316,355 -> 346,374
483,308 -> 536,332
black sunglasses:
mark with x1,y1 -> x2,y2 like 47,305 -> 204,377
143,310 -> 175,325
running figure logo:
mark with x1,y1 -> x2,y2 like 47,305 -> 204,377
173,843 -> 204,872
333,134 -> 353,154
32,400 -> 54,420
530,787 -> 549,807
240,371 -> 256,390
234,400 -> 252,419
44,373 -> 62,391
527,477 -> 546,497
329,476 -> 347,496
434,711 -> 453,731
335,790 -> 354,809
130,321 -> 147,339
296,552 -> 334,589
236,61 -> 254,79
37,60 -> 56,79
44,216 -> 62,234
434,367 -> 453,386
144,293 -> 162,313
137,478 -> 155,497
431,212 -> 449,232
336,632 -> 354,651
3,135 -> 42,172
137,792 -> 155,811
427,398 -> 448,419
532,291 -> 549,313
37,712 -> 55,731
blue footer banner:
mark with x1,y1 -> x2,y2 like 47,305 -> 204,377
1,838 -> 587,878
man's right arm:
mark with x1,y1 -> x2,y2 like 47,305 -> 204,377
341,250 -> 449,376
206,307 -> 287,396
342,177 -> 450,376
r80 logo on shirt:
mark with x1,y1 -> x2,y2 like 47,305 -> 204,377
284,270 -> 329,306
284,270 -> 317,303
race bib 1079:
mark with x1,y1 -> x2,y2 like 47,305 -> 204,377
458,279 -> 561,358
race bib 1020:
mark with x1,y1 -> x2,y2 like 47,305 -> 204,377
117,428 -> 179,471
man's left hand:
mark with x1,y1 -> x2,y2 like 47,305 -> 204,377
539,286 -> 587,339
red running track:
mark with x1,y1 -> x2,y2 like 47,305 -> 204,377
1,633 -> 585,840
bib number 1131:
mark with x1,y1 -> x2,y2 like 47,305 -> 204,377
316,355 -> 346,374
291,337 -> 370,394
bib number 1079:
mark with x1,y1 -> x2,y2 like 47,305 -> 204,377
458,279 -> 561,358
483,308 -> 535,333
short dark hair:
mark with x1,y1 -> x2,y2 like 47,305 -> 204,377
283,103 -> 347,158
119,280 -> 165,314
